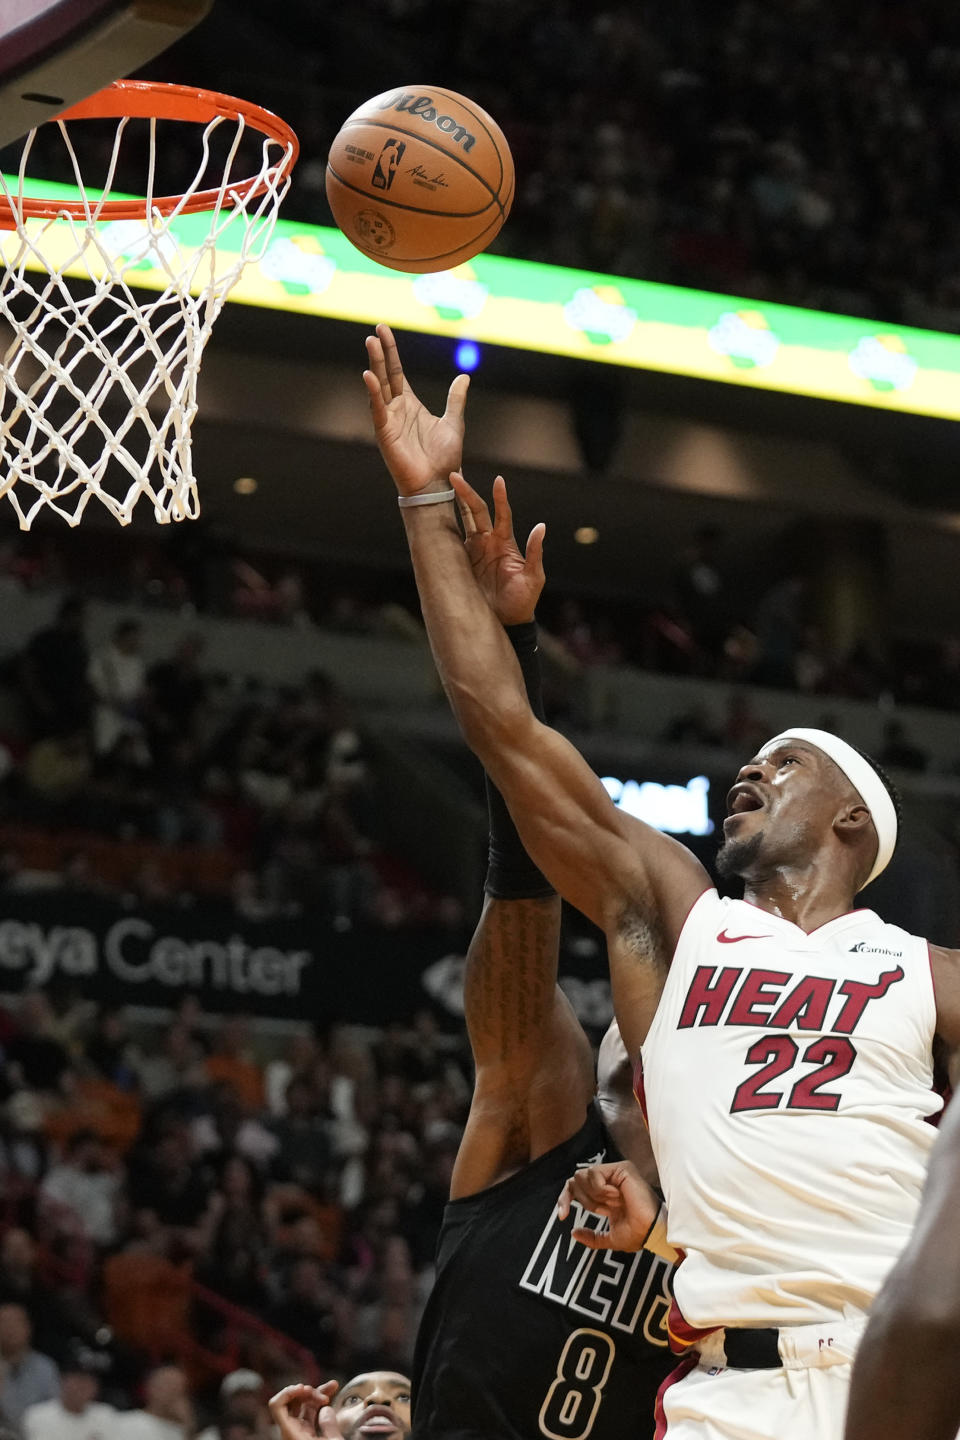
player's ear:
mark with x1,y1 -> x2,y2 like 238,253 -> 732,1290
833,801 -> 873,841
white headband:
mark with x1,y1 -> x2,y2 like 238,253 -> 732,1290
764,728 -> 898,889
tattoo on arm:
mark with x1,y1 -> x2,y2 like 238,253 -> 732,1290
464,897 -> 561,1070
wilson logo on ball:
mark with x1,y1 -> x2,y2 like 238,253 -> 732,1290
375,92 -> 477,151
372,138 -> 406,191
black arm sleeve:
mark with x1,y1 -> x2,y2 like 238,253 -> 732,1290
484,621 -> 557,901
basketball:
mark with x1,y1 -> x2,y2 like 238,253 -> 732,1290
325,85 -> 514,273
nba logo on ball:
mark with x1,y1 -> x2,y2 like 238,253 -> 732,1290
326,84 -> 515,273
372,139 -> 406,191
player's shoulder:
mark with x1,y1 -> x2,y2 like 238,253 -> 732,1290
847,909 -> 930,956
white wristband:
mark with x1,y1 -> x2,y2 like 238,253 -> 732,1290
397,489 -> 456,508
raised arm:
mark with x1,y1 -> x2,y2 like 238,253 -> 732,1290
451,608 -> 594,1197
363,325 -> 710,1055
844,1089 -> 960,1440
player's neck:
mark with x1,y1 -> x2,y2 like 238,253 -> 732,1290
741,868 -> 859,934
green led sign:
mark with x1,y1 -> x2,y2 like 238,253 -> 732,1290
4,173 -> 960,420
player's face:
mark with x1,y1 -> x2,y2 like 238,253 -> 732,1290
333,1373 -> 412,1439
717,740 -> 854,880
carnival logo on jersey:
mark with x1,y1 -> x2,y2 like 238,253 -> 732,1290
677,963 -> 905,1034
849,942 -> 903,957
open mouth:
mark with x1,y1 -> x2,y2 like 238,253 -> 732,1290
357,1412 -> 401,1436
726,783 -> 765,817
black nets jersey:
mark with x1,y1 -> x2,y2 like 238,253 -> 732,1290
411,1104 -> 676,1440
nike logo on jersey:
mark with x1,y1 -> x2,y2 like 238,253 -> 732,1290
576,1150 -> 607,1170
717,930 -> 771,944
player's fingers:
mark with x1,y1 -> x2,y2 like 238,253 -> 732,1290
444,371 -> 470,425
317,1406 -> 345,1439
491,474 -> 514,538
571,1227 -> 616,1251
362,368 -> 390,428
556,1176 -> 575,1220
524,522 -> 546,579
377,323 -> 406,395
364,334 -> 391,403
268,1385 -> 318,1421
451,471 -> 493,533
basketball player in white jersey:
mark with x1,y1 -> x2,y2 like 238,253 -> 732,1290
361,322 -> 960,1440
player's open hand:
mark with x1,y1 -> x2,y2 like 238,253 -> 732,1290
557,1159 -> 660,1253
452,472 -> 546,626
268,1382 -> 343,1440
364,323 -> 468,497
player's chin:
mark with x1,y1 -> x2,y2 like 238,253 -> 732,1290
716,826 -> 765,879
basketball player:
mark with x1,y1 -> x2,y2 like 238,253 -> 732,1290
268,1374 -> 411,1440
408,553 -> 675,1437
361,322 -> 960,1440
843,1087 -> 960,1440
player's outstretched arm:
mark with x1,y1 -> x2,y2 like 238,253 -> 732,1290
364,326 -> 710,1047
450,507 -> 597,1198
844,1093 -> 960,1440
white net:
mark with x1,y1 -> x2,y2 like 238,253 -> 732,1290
0,95 -> 295,529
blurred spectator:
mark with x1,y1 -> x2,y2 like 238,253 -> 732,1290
0,1304 -> 59,1427
88,621 -> 148,759
22,1341 -> 117,1440
661,705 -> 720,746
0,1234 -> 66,1360
114,1368 -> 193,1440
39,1130 -> 123,1249
270,1077 -> 332,1191
20,598 -> 91,738
133,1024 -> 205,1101
265,1257 -> 340,1365
751,576 -> 806,689
5,993 -> 71,1095
673,526 -> 727,660
195,1372 -> 271,1440
126,1122 -> 213,1244
147,637 -> 207,762
24,731 -> 92,814
83,1011 -> 140,1092
880,719 -> 929,773
204,1019 -> 265,1113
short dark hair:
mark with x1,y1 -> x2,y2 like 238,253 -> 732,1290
850,744 -> 903,844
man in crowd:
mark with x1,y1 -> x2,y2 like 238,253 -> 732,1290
23,1341 -> 117,1440
196,1372 -> 271,1440
0,1303 -> 59,1428
115,1367 -> 193,1440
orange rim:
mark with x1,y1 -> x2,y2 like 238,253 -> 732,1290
0,78 -> 299,227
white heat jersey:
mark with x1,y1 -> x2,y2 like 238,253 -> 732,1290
640,890 -> 940,1332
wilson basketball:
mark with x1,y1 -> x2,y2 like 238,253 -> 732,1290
325,85 -> 514,273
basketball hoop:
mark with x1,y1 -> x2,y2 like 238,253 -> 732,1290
0,79 -> 299,529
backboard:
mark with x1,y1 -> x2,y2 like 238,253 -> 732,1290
0,0 -> 213,148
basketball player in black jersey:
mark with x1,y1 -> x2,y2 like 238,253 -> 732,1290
405,484 -> 675,1439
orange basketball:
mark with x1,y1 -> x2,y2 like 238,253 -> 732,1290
325,85 -> 515,273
